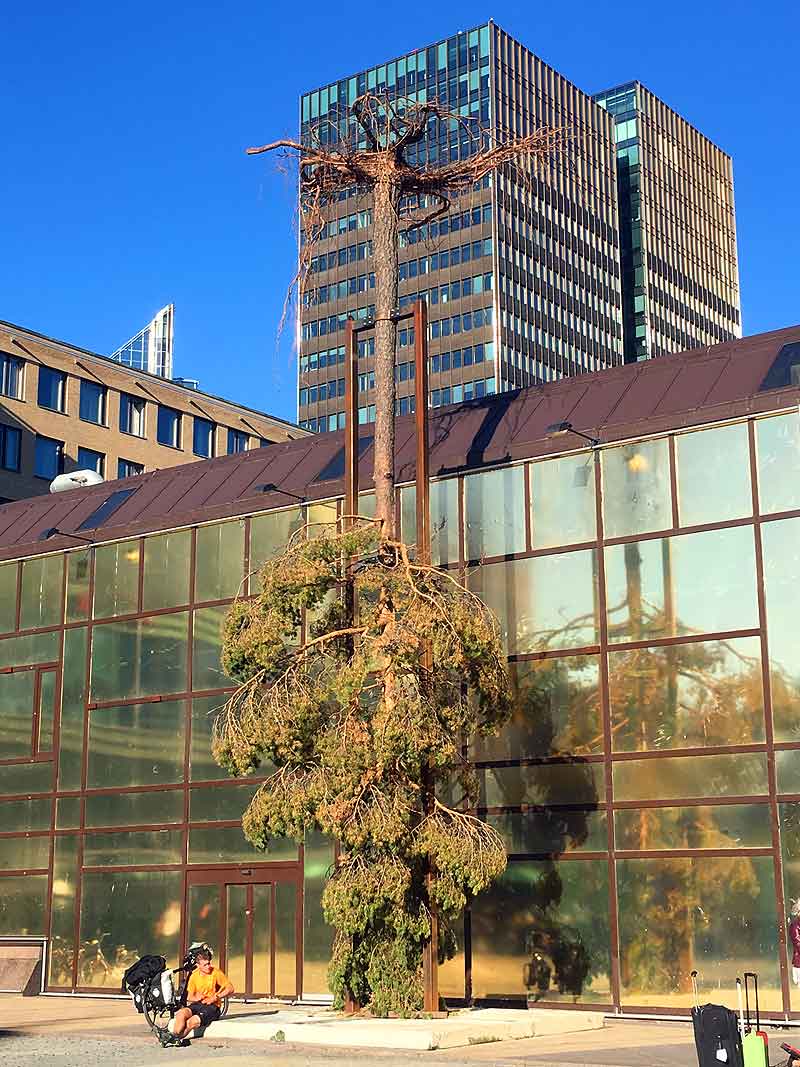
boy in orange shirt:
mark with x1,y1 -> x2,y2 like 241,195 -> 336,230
170,946 -> 233,1043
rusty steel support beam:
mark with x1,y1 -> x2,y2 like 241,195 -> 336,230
343,319 -> 359,530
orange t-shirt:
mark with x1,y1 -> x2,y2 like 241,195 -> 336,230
187,966 -> 229,1005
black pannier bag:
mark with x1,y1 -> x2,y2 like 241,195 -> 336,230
121,954 -> 167,1013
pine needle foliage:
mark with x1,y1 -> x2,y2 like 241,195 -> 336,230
215,519 -> 512,1014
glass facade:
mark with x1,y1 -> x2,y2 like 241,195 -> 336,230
1,406 -> 798,1015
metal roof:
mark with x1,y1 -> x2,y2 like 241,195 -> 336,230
1,324 -> 798,562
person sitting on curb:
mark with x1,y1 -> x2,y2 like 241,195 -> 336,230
165,946 -> 233,1047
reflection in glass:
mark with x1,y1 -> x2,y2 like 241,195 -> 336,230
65,550 -> 90,623
471,860 -> 610,1001
779,804 -> 800,1011
0,874 -> 47,935
253,883 -> 273,995
602,439 -> 671,539
225,885 -> 247,993
0,797 -> 51,832
190,695 -> 229,781
613,753 -> 768,802
57,626 -> 87,791
479,762 -> 604,809
87,700 -> 185,787
82,830 -> 183,866
193,605 -> 234,691
431,478 -> 459,566
38,669 -> 57,751
250,508 -> 303,573
0,670 -> 35,758
303,831 -> 334,995
91,612 -> 189,702
78,870 -> 182,987
0,761 -> 53,796
776,751 -> 800,795
473,656 -> 602,761
275,881 -> 297,996
469,551 -> 599,655
486,809 -> 607,854
306,502 -> 338,535
605,527 -> 758,644
400,485 -> 416,545
757,412 -> 800,516
618,856 -> 780,1009
188,883 -> 221,958
608,637 -> 765,751
84,789 -> 183,827
20,554 -> 63,629
56,796 -> 81,829
676,424 -> 751,527
616,804 -> 772,850
531,453 -> 596,549
191,783 -> 259,821
762,518 -> 800,742
188,827 -> 296,865
195,521 -> 245,603
0,835 -> 50,869
0,630 -> 59,669
49,834 -> 78,985
93,541 -> 140,619
142,530 -> 190,611
439,912 -> 465,999
464,466 -> 525,560
0,562 -> 16,632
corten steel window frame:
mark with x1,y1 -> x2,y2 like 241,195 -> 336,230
1,408 -> 800,1012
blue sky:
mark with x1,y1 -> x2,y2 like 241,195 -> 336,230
2,1 -> 797,425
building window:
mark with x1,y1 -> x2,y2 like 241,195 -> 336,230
0,353 -> 24,399
77,447 -> 105,476
34,435 -> 64,479
79,380 -> 107,425
38,367 -> 67,412
117,458 -> 144,479
258,438 -> 271,448
157,406 -> 182,448
0,424 -> 21,471
227,428 -> 249,454
193,418 -> 215,458
119,393 -> 146,437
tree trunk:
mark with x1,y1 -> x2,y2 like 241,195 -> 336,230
371,174 -> 399,539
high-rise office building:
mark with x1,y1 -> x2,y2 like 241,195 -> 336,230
297,23 -> 624,431
593,82 -> 741,362
110,303 -> 175,378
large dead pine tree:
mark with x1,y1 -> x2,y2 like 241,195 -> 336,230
247,93 -> 563,537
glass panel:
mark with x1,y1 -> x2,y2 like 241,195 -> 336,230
676,424 -> 751,526
188,825 -> 297,864
56,796 -> 81,828
84,789 -> 183,827
776,751 -> 800,794
0,797 -> 51,831
275,881 -> 297,997
65,551 -> 91,623
472,656 -> 602,760
479,763 -> 604,808
188,883 -> 221,954
486,810 -> 607,854
93,541 -> 140,619
464,466 -> 525,560
0,874 -> 47,935
49,834 -> 78,985
142,530 -> 191,611
90,612 -> 189,702
250,508 -> 303,572
400,484 -> 416,545
618,856 -> 781,1009
87,700 -> 185,788
431,478 -> 459,565
756,412 -> 800,515
439,912 -> 465,999
195,522 -> 245,603
762,517 -> 800,742
0,629 -> 59,668
252,883 -> 273,995
608,637 -> 765,751
602,438 -> 671,539
531,454 -> 596,549
471,860 -> 611,1001
225,884 -> 247,993
20,554 -> 63,629
306,502 -> 338,536
193,605 -> 234,691
57,626 -> 87,791
605,527 -> 758,644
0,761 -> 53,796
83,830 -> 183,866
0,562 -> 16,632
0,834 -> 50,869
468,550 -> 599,655
190,783 -> 259,822
615,804 -> 772,850
613,753 -> 768,802
0,670 -> 35,758
38,669 -> 57,751
303,831 -> 334,995
78,870 -> 182,988
779,803 -> 800,1011
190,695 -> 228,781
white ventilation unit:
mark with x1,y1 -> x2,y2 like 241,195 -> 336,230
49,470 -> 105,493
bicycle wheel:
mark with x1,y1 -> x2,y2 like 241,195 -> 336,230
144,999 -> 172,1032
219,997 -> 230,1019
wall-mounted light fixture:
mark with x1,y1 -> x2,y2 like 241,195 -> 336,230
545,421 -> 600,447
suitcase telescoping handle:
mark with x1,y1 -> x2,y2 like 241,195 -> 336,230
736,977 -> 746,1041
690,969 -> 700,1011
744,972 -> 760,1032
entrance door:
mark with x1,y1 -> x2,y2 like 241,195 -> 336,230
186,869 -> 300,999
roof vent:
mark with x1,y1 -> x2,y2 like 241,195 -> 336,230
49,470 -> 105,494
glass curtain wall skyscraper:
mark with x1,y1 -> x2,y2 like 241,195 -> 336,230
297,23 -> 624,431
593,82 -> 741,362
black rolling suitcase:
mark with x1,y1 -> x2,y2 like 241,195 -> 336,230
691,970 -> 744,1067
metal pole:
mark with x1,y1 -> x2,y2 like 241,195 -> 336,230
343,319 -> 359,530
